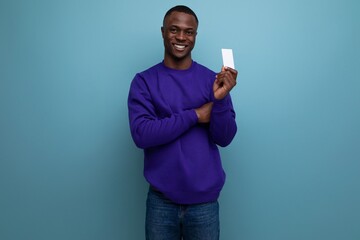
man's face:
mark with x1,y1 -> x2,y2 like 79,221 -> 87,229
161,11 -> 198,63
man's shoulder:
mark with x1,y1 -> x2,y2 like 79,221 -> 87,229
132,62 -> 162,84
193,61 -> 216,74
131,62 -> 164,88
138,62 -> 163,76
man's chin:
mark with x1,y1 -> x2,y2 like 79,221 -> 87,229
173,52 -> 191,60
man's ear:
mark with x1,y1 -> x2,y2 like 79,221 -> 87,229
161,27 -> 165,38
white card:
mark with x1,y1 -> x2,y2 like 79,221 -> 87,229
221,48 -> 235,69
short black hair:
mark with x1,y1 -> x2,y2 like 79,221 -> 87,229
163,5 -> 199,26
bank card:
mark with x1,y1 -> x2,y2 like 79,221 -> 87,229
221,48 -> 235,69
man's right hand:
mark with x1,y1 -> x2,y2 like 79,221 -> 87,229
195,102 -> 213,123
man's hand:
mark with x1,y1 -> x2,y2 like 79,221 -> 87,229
213,67 -> 238,100
195,102 -> 213,123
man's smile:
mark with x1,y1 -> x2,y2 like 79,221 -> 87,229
174,44 -> 186,51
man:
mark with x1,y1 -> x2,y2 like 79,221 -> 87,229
128,5 -> 238,240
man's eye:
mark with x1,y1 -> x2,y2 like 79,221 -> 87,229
170,28 -> 177,33
186,31 -> 194,35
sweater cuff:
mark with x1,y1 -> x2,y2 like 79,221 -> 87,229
212,94 -> 230,112
189,109 -> 199,123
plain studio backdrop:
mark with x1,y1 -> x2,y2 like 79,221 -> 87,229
1,0 -> 359,239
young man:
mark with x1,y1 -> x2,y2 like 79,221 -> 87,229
128,5 -> 238,240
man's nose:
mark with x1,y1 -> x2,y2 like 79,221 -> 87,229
176,31 -> 186,40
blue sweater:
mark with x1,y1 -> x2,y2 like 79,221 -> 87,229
128,61 -> 237,204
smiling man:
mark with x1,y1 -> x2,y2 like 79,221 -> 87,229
161,7 -> 197,69
128,5 -> 238,240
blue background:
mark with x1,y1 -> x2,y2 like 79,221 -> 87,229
1,0 -> 359,239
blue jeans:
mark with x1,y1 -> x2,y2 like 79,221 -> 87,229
146,187 -> 220,240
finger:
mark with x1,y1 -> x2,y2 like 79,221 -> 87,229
224,67 -> 237,77
224,66 -> 237,73
223,71 -> 237,85
222,75 -> 236,90
218,70 -> 231,79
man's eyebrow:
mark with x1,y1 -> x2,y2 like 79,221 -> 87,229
168,24 -> 195,29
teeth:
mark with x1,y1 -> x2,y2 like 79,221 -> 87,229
174,44 -> 185,50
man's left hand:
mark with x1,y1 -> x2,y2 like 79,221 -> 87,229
213,67 -> 238,100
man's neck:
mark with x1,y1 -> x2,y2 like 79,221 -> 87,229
163,56 -> 192,70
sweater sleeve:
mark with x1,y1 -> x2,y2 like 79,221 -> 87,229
128,74 -> 199,149
209,93 -> 237,147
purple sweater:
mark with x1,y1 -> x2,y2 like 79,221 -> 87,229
128,61 -> 237,204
